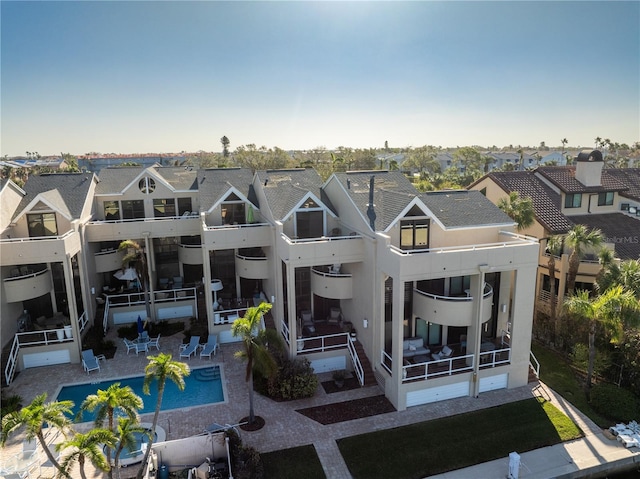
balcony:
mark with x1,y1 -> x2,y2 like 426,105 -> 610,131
310,267 -> 353,300
178,244 -> 203,265
85,216 -> 200,242
0,230 -> 81,265
94,248 -> 125,273
412,284 -> 493,327
277,232 -> 365,267
202,223 -> 272,250
235,254 -> 269,279
3,268 -> 53,303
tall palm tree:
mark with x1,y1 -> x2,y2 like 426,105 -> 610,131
137,354 -> 190,479
565,225 -> 604,295
80,383 -> 143,479
565,286 -> 640,388
497,191 -> 535,231
0,393 -> 73,477
113,417 -> 146,479
58,428 -> 116,479
118,239 -> 152,321
597,258 -> 640,299
545,235 -> 563,337
231,302 -> 278,425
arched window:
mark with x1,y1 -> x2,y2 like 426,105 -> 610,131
139,177 -> 156,194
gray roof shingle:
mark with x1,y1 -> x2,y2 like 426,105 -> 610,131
15,173 -> 95,221
197,168 -> 255,212
421,190 -> 514,228
255,169 -> 324,220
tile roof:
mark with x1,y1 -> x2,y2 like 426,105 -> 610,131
15,173 -> 95,221
197,168 -> 255,212
570,213 -> 640,260
537,166 -> 628,193
333,171 -> 418,231
421,190 -> 514,228
255,169 -> 324,220
605,168 -> 640,201
479,171 -> 573,233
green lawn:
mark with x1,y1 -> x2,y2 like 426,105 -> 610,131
531,342 -> 609,427
337,398 -> 582,479
261,444 -> 326,479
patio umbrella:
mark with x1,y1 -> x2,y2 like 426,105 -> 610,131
246,204 -> 255,224
114,268 -> 138,281
137,315 -> 144,335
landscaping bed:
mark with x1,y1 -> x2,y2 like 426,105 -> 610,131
297,395 -> 395,425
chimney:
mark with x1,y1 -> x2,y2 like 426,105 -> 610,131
366,175 -> 376,230
575,150 -> 604,187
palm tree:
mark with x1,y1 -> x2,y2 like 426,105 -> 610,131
137,354 -> 190,479
565,225 -> 604,295
565,286 -> 640,388
231,302 -> 279,425
80,383 -> 143,479
58,428 -> 116,479
545,235 -> 563,337
497,191 -> 535,231
0,393 -> 73,477
118,239 -> 152,321
597,258 -> 640,299
113,417 -> 146,479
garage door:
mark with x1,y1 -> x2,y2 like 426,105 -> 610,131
479,373 -> 508,393
158,305 -> 193,320
310,356 -> 346,374
407,381 -> 469,407
113,310 -> 147,324
23,350 -> 70,369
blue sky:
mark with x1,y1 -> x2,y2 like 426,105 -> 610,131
2,1 -> 638,156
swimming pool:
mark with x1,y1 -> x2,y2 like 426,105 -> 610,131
56,366 -> 225,422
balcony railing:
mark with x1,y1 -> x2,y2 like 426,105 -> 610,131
88,214 -> 199,225
202,221 -> 270,231
402,353 -> 475,381
280,319 -> 349,353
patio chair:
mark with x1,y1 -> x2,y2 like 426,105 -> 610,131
82,349 -> 100,374
179,335 -> 200,359
135,341 -> 148,355
148,334 -> 161,351
123,338 -> 137,355
326,307 -> 343,325
301,310 -> 314,328
200,334 -> 219,359
441,345 -> 453,359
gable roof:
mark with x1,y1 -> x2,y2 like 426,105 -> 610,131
96,166 -> 197,194
475,171 -> 574,234
536,166 -> 628,193
420,190 -> 514,228
255,169 -> 325,221
197,168 -> 255,212
570,213 -> 640,260
13,173 -> 96,222
332,171 -> 419,231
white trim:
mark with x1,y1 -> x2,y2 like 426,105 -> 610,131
13,194 -> 73,223
281,191 -> 336,223
120,167 -> 175,195
206,186 -> 255,214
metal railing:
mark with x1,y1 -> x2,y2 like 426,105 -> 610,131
296,332 -> 349,353
414,283 -> 493,302
347,336 -> 364,386
87,214 -> 198,225
281,232 -> 361,245
78,310 -> 89,333
3,268 -> 50,283
479,347 -> 512,367
381,350 -> 393,375
0,230 -> 74,244
530,351 -> 540,378
202,221 -> 270,231
402,353 -> 475,382
213,307 -> 248,325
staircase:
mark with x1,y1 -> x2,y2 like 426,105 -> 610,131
528,365 -> 539,383
351,339 -> 377,387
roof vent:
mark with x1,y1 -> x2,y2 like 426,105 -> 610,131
264,179 -> 268,186
347,179 -> 351,189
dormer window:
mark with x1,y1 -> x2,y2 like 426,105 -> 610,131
597,192 -> 614,206
27,212 -> 58,237
564,193 -> 582,209
400,218 -> 430,250
295,197 -> 324,238
221,193 -> 245,225
139,177 -> 156,194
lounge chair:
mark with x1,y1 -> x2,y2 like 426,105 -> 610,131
200,334 -> 219,359
618,432 -> 640,448
82,349 -> 101,374
301,310 -> 314,328
441,345 -> 453,359
326,307 -> 343,325
148,334 -> 161,351
179,335 -> 200,359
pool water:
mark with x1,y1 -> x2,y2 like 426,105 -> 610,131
56,366 -> 224,422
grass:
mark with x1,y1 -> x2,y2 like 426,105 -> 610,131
531,342 -> 609,428
337,397 -> 582,479
261,444 -> 326,479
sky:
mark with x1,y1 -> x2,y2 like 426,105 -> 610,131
1,1 -> 639,157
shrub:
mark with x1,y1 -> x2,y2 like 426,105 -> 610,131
266,356 -> 318,401
590,382 -> 640,422
233,445 -> 263,479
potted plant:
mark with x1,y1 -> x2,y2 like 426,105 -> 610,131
63,316 -> 72,339
332,369 -> 346,388
349,327 -> 357,340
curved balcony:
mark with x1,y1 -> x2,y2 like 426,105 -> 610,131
3,268 -> 53,303
412,284 -> 493,327
94,248 -> 125,273
310,267 -> 353,300
235,254 -> 269,279
178,244 -> 203,265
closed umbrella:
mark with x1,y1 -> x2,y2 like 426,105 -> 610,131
246,204 -> 255,224
137,315 -> 144,336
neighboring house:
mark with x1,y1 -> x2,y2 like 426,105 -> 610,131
469,150 -> 640,318
1,167 -> 540,414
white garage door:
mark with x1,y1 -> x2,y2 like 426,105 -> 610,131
406,381 -> 469,407
310,356 -> 346,374
113,310 -> 147,324
158,305 -> 193,320
479,373 -> 508,393
23,350 -> 70,369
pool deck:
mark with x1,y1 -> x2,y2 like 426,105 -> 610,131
2,329 -> 639,479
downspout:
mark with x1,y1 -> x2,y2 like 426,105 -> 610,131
367,175 -> 376,231
472,265 -> 489,398
142,232 -> 155,320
